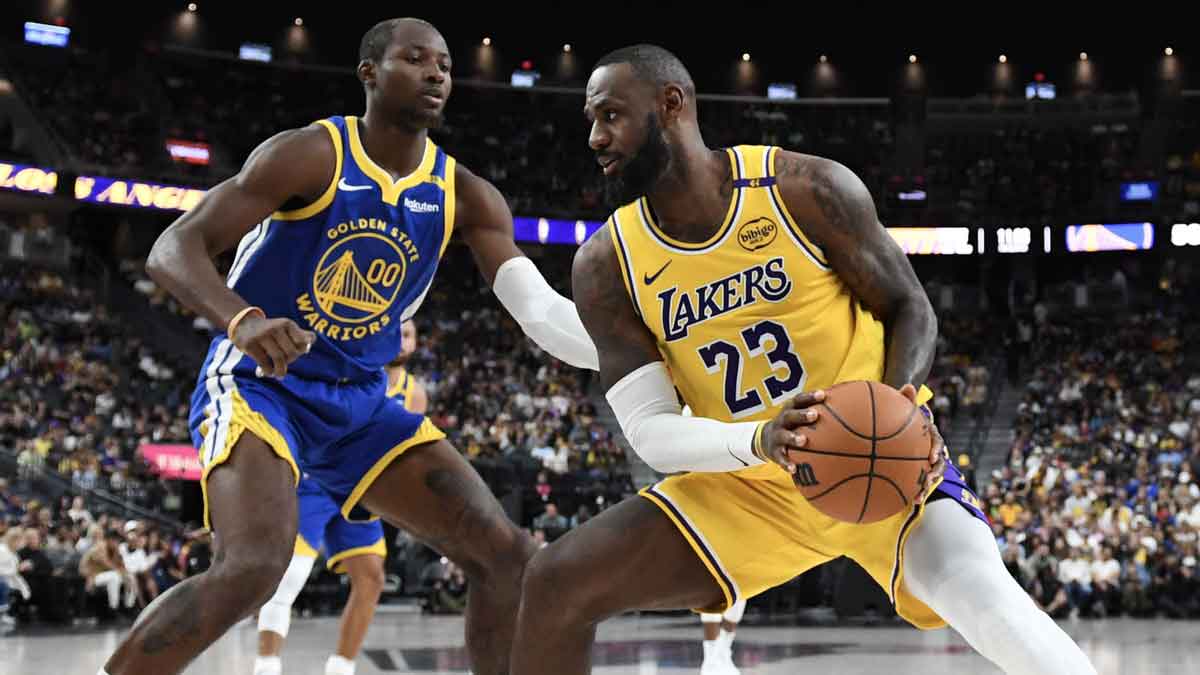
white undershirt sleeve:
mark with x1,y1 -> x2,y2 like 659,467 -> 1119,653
492,256 -> 599,371
606,361 -> 766,473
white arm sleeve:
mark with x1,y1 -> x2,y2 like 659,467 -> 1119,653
492,256 -> 599,371
606,362 -> 766,473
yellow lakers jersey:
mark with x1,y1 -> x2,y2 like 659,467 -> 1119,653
387,367 -> 418,411
608,145 -> 886,427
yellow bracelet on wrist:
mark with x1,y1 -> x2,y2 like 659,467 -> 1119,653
751,421 -> 768,462
226,306 -> 265,342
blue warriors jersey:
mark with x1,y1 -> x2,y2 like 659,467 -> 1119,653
222,115 -> 456,382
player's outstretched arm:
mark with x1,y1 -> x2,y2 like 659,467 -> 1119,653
573,228 -> 807,474
145,126 -> 328,377
454,163 -> 598,370
774,151 -> 937,390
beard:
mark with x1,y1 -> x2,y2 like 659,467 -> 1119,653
387,353 -> 409,369
398,106 -> 444,132
601,113 -> 670,210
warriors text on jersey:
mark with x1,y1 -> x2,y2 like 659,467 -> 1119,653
189,115 -> 452,528
222,114 -> 456,382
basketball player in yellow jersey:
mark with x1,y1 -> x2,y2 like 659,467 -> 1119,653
512,45 -> 1095,675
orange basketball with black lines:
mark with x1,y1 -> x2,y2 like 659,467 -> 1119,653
787,380 -> 934,524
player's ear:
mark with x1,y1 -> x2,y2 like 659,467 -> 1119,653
358,59 -> 376,90
661,84 -> 685,124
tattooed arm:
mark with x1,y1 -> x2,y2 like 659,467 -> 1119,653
571,228 -> 663,391
774,151 -> 937,389
573,228 -> 812,473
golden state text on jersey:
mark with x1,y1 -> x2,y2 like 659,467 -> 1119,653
220,116 -> 456,382
607,145 -> 886,429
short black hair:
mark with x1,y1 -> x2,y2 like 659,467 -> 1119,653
358,17 -> 435,64
594,44 -> 695,98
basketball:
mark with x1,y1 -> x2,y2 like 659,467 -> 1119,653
788,381 -> 934,524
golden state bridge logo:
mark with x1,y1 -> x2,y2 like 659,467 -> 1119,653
295,218 -> 421,341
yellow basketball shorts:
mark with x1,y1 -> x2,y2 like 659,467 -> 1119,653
640,460 -> 982,630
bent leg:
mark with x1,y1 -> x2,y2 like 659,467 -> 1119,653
103,434 -> 298,675
512,496 -> 723,675
902,500 -> 1096,675
359,440 -> 536,675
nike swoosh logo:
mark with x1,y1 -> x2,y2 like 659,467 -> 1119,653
643,260 -> 671,285
337,178 -> 373,191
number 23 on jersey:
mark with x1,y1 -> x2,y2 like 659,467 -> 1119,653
697,320 -> 806,418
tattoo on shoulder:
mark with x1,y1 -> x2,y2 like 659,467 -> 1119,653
807,162 -> 852,234
774,153 -> 809,179
775,153 -> 865,237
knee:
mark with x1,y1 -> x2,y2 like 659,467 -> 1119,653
350,560 -> 386,597
520,544 -> 605,626
213,545 -> 293,606
448,521 -> 534,588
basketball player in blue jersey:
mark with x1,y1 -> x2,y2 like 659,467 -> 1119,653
99,18 -> 597,675
512,46 -> 1095,675
252,320 -> 425,675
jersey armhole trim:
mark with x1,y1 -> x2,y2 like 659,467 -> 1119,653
608,215 -> 643,318
767,147 -> 831,270
272,119 -> 343,222
440,155 -> 457,257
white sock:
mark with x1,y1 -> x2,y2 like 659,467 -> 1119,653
702,639 -> 717,662
719,627 -> 736,650
325,654 -> 356,675
253,655 -> 282,675
903,500 -> 1097,675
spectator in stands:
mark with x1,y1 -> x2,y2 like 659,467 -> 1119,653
16,528 -> 54,620
149,531 -> 183,594
44,523 -> 79,572
1001,541 -> 1026,588
997,492 -> 1025,528
533,503 -> 569,541
570,505 -> 593,529
1090,546 -> 1121,617
79,530 -> 132,616
533,471 -> 552,503
1058,548 -> 1093,617
1031,559 -> 1070,619
0,480 -> 21,520
76,523 -> 103,554
66,496 -> 94,530
1154,555 -> 1200,618
433,562 -> 468,615
121,525 -> 159,607
0,526 -> 30,628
